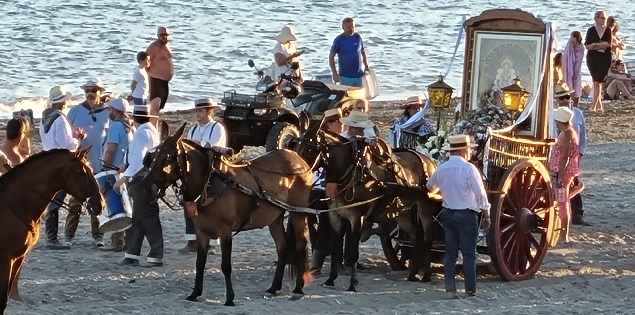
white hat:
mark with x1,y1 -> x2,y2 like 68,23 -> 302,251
324,108 -> 342,119
554,83 -> 574,98
340,111 -> 375,128
80,78 -> 105,91
441,135 -> 478,151
49,85 -> 73,104
194,97 -> 222,109
275,26 -> 298,43
132,105 -> 158,118
106,98 -> 129,112
400,95 -> 424,109
553,107 -> 573,123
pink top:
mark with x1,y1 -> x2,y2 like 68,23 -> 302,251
548,126 -> 580,178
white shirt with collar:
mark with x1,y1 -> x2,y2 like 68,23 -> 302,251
426,155 -> 491,212
341,127 -> 376,140
123,122 -> 160,178
40,115 -> 80,151
186,119 -> 227,147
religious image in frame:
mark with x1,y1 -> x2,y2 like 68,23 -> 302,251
470,32 -> 545,136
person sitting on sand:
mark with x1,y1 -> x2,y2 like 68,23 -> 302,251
604,60 -> 635,101
0,117 -> 31,168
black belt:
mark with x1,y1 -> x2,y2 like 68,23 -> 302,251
442,207 -> 478,214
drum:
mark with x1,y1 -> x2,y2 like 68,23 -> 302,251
95,170 -> 133,233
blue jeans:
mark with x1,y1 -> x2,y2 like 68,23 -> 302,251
47,191 -> 67,213
340,76 -> 363,87
132,97 -> 147,105
439,208 -> 479,293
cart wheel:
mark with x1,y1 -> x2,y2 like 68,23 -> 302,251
379,221 -> 409,271
488,158 -> 555,281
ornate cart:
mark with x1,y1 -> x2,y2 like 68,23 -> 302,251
383,9 -> 562,281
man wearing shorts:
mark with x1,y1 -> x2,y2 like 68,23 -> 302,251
329,17 -> 370,87
146,26 -> 174,114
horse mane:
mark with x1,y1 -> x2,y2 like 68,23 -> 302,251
0,149 -> 73,181
180,139 -> 206,153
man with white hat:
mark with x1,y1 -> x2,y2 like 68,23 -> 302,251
554,83 -> 589,226
339,110 -> 376,141
41,85 -> 86,249
114,105 -> 163,267
426,134 -> 490,298
179,97 -> 226,253
273,26 -> 304,81
63,78 -> 110,247
100,98 -> 134,252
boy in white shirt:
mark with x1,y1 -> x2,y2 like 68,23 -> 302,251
130,51 -> 150,105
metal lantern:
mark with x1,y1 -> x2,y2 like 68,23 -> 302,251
501,77 -> 530,112
427,75 -> 454,109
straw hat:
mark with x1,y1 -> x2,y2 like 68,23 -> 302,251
340,111 -> 375,129
106,98 -> 129,112
193,97 -> 221,109
553,107 -> 573,123
49,85 -> 73,104
400,96 -> 424,109
132,105 -> 158,118
275,26 -> 298,43
441,135 -> 478,151
80,78 -> 106,91
324,108 -> 342,119
554,83 -> 574,98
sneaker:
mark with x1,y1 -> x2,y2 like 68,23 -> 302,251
178,241 -> 197,254
446,291 -> 460,299
118,258 -> 139,266
46,239 -> 71,250
572,215 -> 591,226
94,237 -> 105,247
64,236 -> 74,247
100,245 -> 125,252
466,290 -> 476,297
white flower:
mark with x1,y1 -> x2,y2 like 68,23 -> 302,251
438,130 -> 446,137
430,148 -> 439,155
425,142 -> 433,148
429,136 -> 438,142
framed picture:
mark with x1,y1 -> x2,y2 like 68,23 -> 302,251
470,31 -> 545,137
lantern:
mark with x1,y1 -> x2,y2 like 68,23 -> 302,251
501,77 -> 530,112
427,75 -> 454,109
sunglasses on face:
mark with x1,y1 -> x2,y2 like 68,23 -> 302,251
558,95 -> 571,101
159,33 -> 169,37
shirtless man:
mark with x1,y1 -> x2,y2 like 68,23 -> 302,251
146,26 -> 174,116
0,117 -> 31,172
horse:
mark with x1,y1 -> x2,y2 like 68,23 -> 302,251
0,148 -> 104,313
142,124 -> 312,306
296,126 -> 437,292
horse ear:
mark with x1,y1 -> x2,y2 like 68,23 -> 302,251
174,122 -> 187,139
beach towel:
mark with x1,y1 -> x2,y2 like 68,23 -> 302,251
563,41 -> 585,98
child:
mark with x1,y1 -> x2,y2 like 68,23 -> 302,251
130,51 -> 150,105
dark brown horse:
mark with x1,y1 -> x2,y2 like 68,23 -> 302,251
0,149 -> 104,313
143,124 -> 312,306
297,129 -> 436,292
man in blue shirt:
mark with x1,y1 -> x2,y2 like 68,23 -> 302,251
65,78 -> 111,247
329,17 -> 370,87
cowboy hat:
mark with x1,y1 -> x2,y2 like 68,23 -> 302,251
80,78 -> 106,91
554,83 -> 574,98
340,111 -> 375,129
193,97 -> 222,109
106,98 -> 129,112
441,134 -> 478,151
553,107 -> 573,123
49,85 -> 73,104
275,26 -> 298,43
132,105 -> 158,118
324,108 -> 342,119
399,95 -> 424,109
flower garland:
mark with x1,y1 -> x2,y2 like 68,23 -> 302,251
452,93 -> 514,140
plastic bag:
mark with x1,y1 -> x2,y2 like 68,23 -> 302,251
362,70 -> 380,100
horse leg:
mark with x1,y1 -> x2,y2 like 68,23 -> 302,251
345,216 -> 361,292
0,256 -> 12,313
9,255 -> 35,305
395,212 -> 423,282
218,232 -> 235,306
289,213 -> 310,299
323,212 -> 344,288
265,215 -> 287,296
185,234 -> 210,302
417,200 -> 435,282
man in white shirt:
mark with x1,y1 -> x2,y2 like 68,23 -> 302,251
114,105 -> 162,267
426,135 -> 490,298
41,85 -> 86,249
180,97 -> 226,254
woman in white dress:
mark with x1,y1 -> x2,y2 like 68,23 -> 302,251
272,26 -> 303,81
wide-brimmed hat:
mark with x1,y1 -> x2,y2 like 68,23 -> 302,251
132,105 -> 158,118
193,97 -> 221,109
400,96 -> 424,109
80,78 -> 106,91
441,135 -> 478,151
340,111 -> 375,128
49,85 -> 73,104
554,83 -> 574,98
106,98 -> 129,113
553,107 -> 573,123
275,26 -> 298,43
324,108 -> 342,119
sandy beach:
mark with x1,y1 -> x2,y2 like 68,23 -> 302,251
4,99 -> 635,315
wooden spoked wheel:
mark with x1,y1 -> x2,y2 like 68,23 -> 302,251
488,158 -> 555,281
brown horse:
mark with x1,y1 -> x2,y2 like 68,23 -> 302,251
143,124 -> 312,306
311,132 -> 436,291
0,149 -> 104,313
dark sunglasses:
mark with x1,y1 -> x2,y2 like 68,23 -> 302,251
557,95 -> 571,101
159,33 -> 170,37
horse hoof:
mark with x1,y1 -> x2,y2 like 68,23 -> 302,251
421,275 -> 432,283
185,294 -> 199,302
322,281 -> 335,289
407,276 -> 419,282
264,291 -> 276,299
289,293 -> 304,301
346,286 -> 357,292
224,301 -> 236,306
